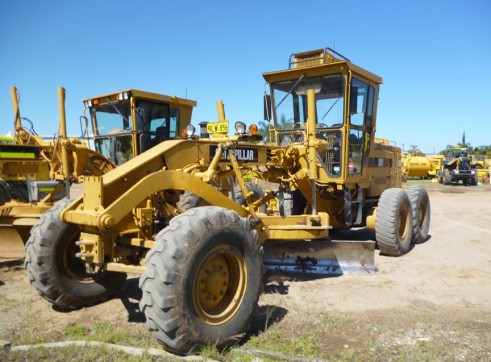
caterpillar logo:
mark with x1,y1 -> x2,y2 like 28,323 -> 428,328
210,145 -> 258,162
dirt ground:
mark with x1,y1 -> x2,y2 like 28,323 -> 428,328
1,181 -> 490,360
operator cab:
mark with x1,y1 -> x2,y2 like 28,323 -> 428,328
82,90 -> 196,165
263,48 -> 381,181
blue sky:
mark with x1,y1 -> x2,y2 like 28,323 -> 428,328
1,0 -> 490,154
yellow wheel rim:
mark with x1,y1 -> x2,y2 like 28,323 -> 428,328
398,203 -> 410,240
192,244 -> 247,325
417,202 -> 426,228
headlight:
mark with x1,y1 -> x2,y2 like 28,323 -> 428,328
118,92 -> 129,100
185,124 -> 196,138
454,170 -> 459,174
235,121 -> 246,135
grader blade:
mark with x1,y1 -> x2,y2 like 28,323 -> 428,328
0,202 -> 49,259
0,225 -> 27,259
263,238 -> 376,276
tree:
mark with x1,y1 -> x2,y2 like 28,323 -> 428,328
258,120 -> 275,144
408,145 -> 424,156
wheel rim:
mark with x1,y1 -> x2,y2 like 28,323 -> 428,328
61,229 -> 97,283
192,244 -> 247,325
398,203 -> 410,240
417,200 -> 426,228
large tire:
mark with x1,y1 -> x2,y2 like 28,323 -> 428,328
139,206 -> 262,354
406,186 -> 431,244
177,191 -> 210,211
443,168 -> 452,185
471,173 -> 478,186
375,188 -> 413,256
282,189 -> 307,216
0,178 -> 11,205
232,182 -> 267,213
178,182 -> 266,213
436,170 -> 443,184
8,181 -> 30,202
24,200 -> 127,309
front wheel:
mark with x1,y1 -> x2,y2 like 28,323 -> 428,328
436,170 -> 443,184
471,173 -> 478,186
25,200 -> 127,309
443,168 -> 452,185
139,206 -> 262,354
375,188 -> 413,256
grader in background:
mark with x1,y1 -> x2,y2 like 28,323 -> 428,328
25,48 -> 431,354
0,87 -> 196,258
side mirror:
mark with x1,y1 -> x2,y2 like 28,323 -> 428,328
79,115 -> 89,139
264,94 -> 272,121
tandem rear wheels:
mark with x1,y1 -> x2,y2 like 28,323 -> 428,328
375,187 -> 430,256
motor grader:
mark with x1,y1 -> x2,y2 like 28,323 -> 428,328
0,87 -> 196,258
25,48 -> 431,354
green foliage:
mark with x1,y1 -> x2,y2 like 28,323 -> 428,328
93,321 -> 134,345
440,144 -> 491,157
199,343 -> 223,360
258,120 -> 276,144
408,144 -> 425,156
64,324 -> 89,338
235,330 -> 320,360
62,322 -> 155,349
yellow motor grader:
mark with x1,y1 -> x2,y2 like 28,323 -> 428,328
0,87 -> 196,258
24,48 -> 430,354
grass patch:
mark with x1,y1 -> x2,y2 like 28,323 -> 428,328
64,324 -> 89,338
61,321 -> 157,349
234,330 -> 320,360
0,344 -> 162,362
199,343 -> 223,360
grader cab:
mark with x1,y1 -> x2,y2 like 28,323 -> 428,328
25,48 -> 431,354
83,89 -> 196,165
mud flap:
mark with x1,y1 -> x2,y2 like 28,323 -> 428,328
262,238 -> 375,276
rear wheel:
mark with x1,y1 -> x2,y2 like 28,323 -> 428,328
139,206 -> 262,354
25,200 -> 127,309
375,188 -> 413,256
406,186 -> 430,244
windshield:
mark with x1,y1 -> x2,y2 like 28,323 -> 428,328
452,148 -> 468,158
90,99 -> 132,136
271,74 -> 345,131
